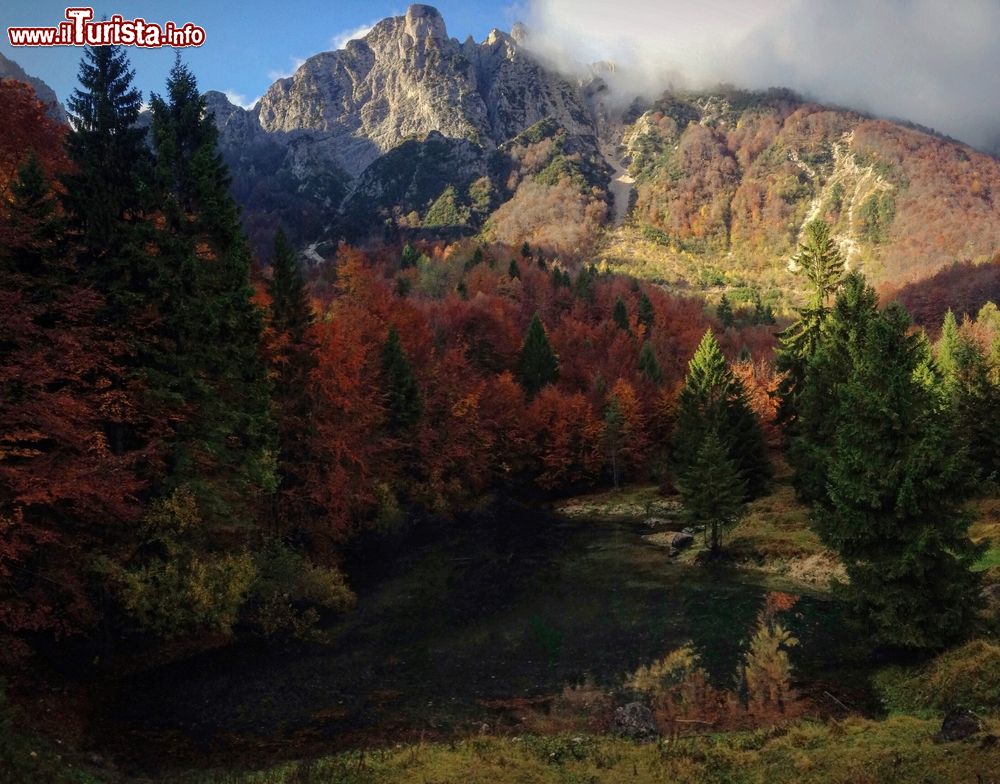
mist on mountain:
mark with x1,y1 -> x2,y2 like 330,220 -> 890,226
520,0 -> 1000,154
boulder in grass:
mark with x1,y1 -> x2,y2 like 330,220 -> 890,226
934,708 -> 983,742
612,702 -> 658,743
670,531 -> 695,550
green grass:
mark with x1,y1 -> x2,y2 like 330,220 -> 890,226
975,548 -> 1000,572
873,639 -> 1000,716
162,717 -> 1000,783
552,484 -> 680,523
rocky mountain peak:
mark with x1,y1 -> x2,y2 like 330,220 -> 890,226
403,4 -> 448,44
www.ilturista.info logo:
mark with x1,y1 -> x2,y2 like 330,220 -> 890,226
8,7 -> 205,48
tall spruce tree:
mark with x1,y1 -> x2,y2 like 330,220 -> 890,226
638,341 -> 663,384
266,228 -> 317,525
673,330 -> 770,498
788,272 -> 877,502
774,220 -> 846,432
381,327 -> 422,433
678,431 -> 746,553
717,294 -> 735,328
613,297 -> 630,332
518,313 -> 560,396
65,44 -> 158,462
149,54 -> 276,524
638,292 -> 654,333
936,311 -> 1000,483
797,274 -> 981,648
65,44 -> 149,253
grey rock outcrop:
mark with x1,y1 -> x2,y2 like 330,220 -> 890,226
203,4 -> 608,251
250,5 -> 593,178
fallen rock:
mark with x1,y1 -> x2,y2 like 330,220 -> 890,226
670,531 -> 695,549
643,517 -> 671,528
612,702 -> 658,743
934,708 -> 983,742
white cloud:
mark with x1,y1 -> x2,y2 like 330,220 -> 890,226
520,0 -> 1000,151
223,90 -> 261,110
331,21 -> 377,50
267,56 -> 306,82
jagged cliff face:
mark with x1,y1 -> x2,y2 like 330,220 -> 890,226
199,4 -> 999,290
250,5 -> 592,177
206,4 -> 610,253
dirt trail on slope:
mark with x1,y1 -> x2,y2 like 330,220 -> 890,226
600,141 -> 635,227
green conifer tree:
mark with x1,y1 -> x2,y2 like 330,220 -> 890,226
149,54 -> 276,524
613,297 -> 630,332
266,228 -> 318,524
401,243 -> 420,270
802,282 -> 981,648
638,292 -> 655,332
789,272 -> 876,502
518,314 -> 560,396
673,330 -> 770,498
64,44 -> 149,252
774,220 -> 846,432
717,294 -> 735,328
638,341 -> 663,384
935,309 -> 961,378
508,258 -> 521,279
381,328 -> 422,433
936,312 -> 1000,482
678,431 -> 746,553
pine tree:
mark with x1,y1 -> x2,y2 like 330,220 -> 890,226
803,281 -> 981,648
774,220 -> 846,432
508,258 -> 521,279
717,294 -> 735,328
678,431 -> 745,553
935,309 -> 961,378
149,55 -> 276,524
936,312 -> 1000,483
521,241 -> 531,259
64,44 -> 149,252
268,228 -> 312,342
673,330 -> 770,498
638,292 -> 654,332
613,297 -> 630,332
751,291 -> 774,325
401,243 -> 420,269
574,264 -> 596,303
638,341 -> 663,384
789,272 -> 877,502
518,314 -> 559,396
381,327 -> 422,432
265,228 -> 318,526
64,44 -> 158,464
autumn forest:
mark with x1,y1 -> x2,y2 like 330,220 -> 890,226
2,30 -> 1000,784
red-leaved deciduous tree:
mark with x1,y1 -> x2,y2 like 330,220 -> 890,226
0,125 -> 141,659
0,80 -> 67,195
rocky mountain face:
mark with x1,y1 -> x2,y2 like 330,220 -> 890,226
209,4 -> 610,253
1,6 -> 996,294
0,52 -> 67,123
207,4 -> 999,296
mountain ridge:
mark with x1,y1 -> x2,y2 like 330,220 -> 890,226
1,6 -> 997,295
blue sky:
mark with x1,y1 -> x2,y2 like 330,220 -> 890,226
2,1 -> 516,108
